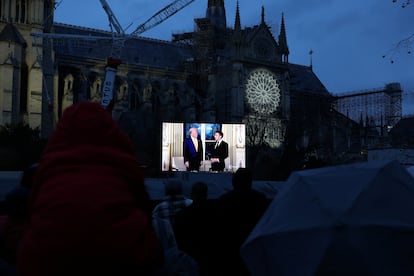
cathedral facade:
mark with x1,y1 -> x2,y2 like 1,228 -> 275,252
0,0 -> 55,128
0,0 -> 363,178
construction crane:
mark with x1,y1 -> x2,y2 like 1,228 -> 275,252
31,0 -> 196,111
131,0 -> 196,36
99,0 -> 196,108
98,0 -> 126,108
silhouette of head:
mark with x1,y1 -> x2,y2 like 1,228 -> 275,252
190,181 -> 208,202
47,102 -> 134,154
232,168 -> 253,191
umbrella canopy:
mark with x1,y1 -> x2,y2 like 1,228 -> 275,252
241,160 -> 414,276
406,165 -> 414,177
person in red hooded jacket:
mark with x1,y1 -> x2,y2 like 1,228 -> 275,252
17,102 -> 160,276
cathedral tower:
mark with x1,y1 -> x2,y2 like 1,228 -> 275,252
0,0 -> 55,129
206,0 -> 226,29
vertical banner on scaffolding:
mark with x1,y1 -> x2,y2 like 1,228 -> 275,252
101,67 -> 117,108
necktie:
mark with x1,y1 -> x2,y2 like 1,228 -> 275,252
215,141 -> 219,149
193,138 -> 198,151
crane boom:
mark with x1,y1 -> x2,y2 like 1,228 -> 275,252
32,0 -> 196,110
131,0 -> 195,36
101,0 -> 195,109
30,32 -> 113,41
99,0 -> 125,35
98,0 -> 127,108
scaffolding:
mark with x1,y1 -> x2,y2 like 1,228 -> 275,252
334,83 -> 402,130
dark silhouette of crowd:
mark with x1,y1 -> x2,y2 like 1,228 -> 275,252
0,102 -> 272,275
4,102 -> 405,275
0,163 -> 36,275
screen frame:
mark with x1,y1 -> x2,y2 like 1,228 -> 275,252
161,122 -> 246,172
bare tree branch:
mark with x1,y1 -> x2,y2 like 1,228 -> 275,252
383,33 -> 414,63
244,115 -> 269,147
384,1 -> 412,62
392,0 -> 411,8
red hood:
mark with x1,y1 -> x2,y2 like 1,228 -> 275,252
18,102 -> 158,274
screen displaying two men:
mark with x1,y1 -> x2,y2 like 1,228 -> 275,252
161,122 -> 246,172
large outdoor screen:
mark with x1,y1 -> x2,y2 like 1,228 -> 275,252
161,122 -> 246,172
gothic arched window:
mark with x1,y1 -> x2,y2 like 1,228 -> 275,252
62,74 -> 74,112
90,78 -> 102,102
0,1 -> 8,20
15,0 -> 27,23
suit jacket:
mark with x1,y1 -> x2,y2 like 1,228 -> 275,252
210,140 -> 228,171
183,137 -> 203,170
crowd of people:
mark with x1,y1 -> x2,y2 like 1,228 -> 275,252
0,102 -> 270,275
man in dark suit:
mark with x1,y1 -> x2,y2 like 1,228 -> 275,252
210,130 -> 229,172
183,127 -> 203,171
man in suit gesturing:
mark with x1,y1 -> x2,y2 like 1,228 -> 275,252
210,130 -> 229,172
184,127 -> 203,171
